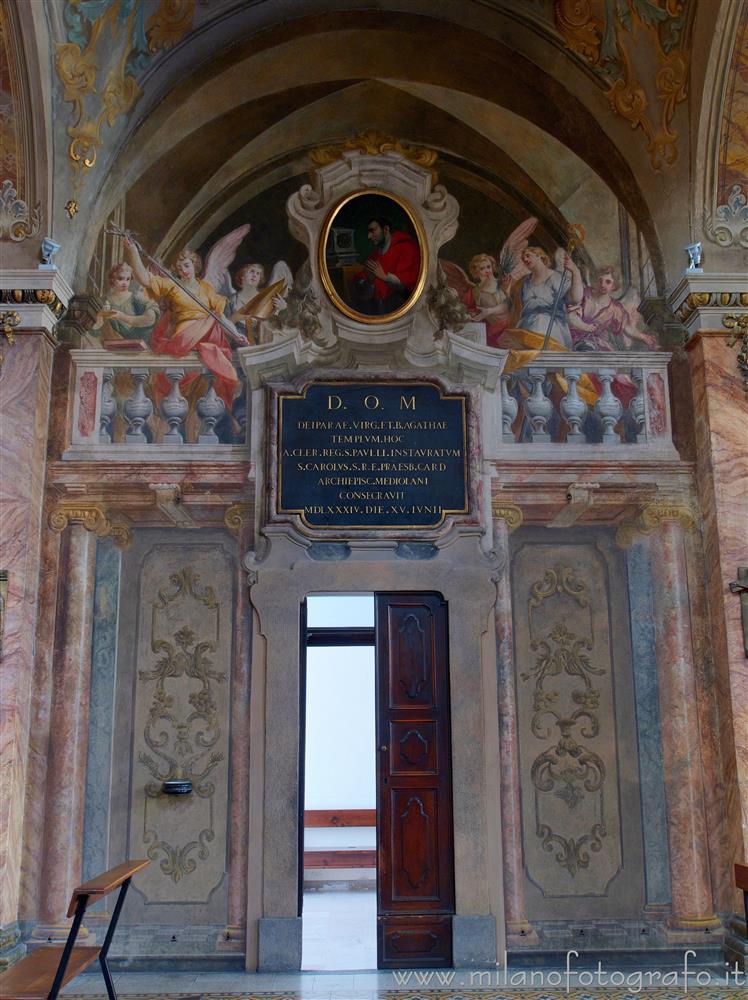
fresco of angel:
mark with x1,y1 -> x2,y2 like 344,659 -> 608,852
123,234 -> 248,411
204,228 -> 293,343
440,218 -> 550,348
567,265 -> 659,351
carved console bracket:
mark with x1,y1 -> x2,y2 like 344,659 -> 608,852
48,502 -> 132,548
547,482 -> 600,528
729,567 -> 748,658
615,501 -> 695,549
149,483 -> 196,528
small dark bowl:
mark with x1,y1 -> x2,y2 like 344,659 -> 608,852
162,780 -> 193,795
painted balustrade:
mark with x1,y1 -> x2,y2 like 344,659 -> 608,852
66,350 -> 248,457
498,351 -> 674,451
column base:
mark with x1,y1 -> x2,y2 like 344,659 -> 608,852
257,917 -> 301,972
0,923 -> 25,970
724,913 -> 748,973
505,920 -> 540,947
452,914 -> 497,967
664,913 -> 722,945
216,924 -> 246,952
29,922 -> 93,945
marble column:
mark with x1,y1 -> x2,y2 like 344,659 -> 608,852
0,303 -> 64,965
684,325 -> 748,963
492,506 -> 536,944
223,507 -> 253,950
650,514 -> 719,930
35,523 -> 97,934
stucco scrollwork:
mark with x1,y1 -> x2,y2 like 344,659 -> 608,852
139,567 -> 225,884
723,313 -> 748,394
522,563 -> 608,877
0,180 -> 41,242
310,131 -> 438,182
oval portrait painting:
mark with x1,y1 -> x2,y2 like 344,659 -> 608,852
319,190 -> 427,324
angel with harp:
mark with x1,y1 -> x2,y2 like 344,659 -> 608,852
439,218 -> 539,348
205,229 -> 293,343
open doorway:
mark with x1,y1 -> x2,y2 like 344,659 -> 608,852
300,593 -> 377,971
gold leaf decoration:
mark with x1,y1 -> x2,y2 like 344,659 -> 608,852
55,1 -> 195,181
310,130 -> 438,181
553,0 -> 691,170
146,0 -> 196,52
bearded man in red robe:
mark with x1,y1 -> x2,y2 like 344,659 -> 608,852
352,217 -> 421,315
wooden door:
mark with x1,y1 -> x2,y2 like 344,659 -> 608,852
375,592 -> 454,968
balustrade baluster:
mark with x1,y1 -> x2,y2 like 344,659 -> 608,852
629,368 -> 646,442
524,366 -> 553,442
197,373 -> 226,444
161,368 -> 188,444
500,374 -> 518,443
595,367 -> 623,444
560,367 -> 587,440
99,367 -> 116,443
123,368 -> 153,444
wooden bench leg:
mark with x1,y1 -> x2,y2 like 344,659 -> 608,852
98,877 -> 132,1000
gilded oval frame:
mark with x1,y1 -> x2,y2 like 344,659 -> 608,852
317,188 -> 428,325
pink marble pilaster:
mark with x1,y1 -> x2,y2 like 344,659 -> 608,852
36,523 -> 97,930
0,333 -> 54,934
651,516 -> 718,928
492,514 -> 535,942
225,516 -> 253,941
687,332 -> 748,918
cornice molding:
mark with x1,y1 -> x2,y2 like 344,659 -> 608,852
668,272 -> 748,336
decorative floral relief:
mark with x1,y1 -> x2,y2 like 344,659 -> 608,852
0,179 -> 41,242
138,566 -> 225,884
524,563 -> 608,877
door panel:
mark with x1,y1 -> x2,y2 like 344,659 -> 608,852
376,593 -> 454,968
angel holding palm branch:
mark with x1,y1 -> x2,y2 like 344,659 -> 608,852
439,217 -> 539,348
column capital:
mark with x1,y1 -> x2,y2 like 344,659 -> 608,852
491,502 -> 523,532
668,271 -> 748,337
615,500 -> 696,549
0,267 -> 74,337
47,502 -> 132,549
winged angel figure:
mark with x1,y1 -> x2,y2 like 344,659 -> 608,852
439,218 -> 538,347
123,224 -> 293,410
204,225 -> 293,341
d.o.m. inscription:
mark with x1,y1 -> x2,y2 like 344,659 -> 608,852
278,382 -> 468,529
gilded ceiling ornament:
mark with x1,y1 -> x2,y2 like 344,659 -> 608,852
553,0 -> 691,170
310,131 -> 438,181
0,180 -> 41,242
55,1 -> 196,181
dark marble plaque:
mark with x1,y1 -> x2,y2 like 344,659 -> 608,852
278,382 -> 468,529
